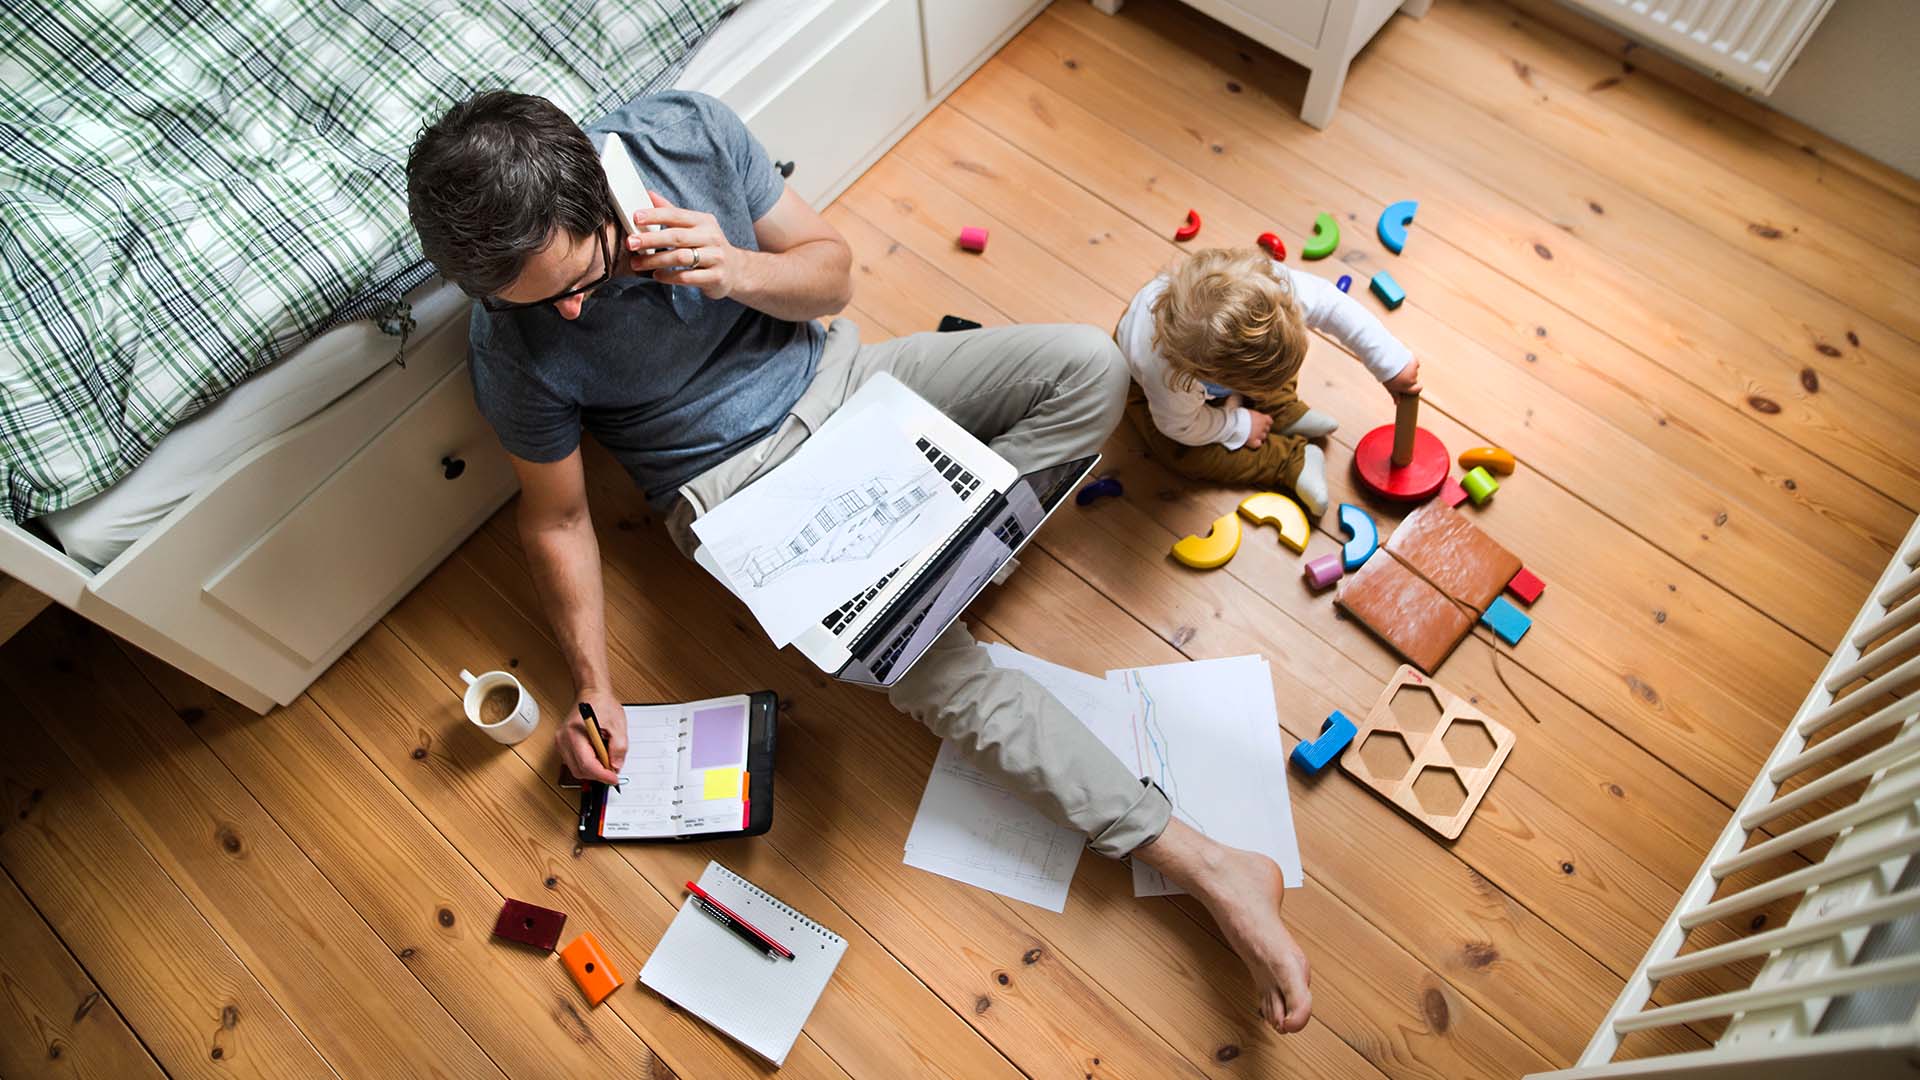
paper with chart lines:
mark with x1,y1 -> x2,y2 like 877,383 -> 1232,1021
1105,655 -> 1302,896
902,644 -> 1131,910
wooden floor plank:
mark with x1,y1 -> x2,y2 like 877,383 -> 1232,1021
295,619 -> 859,1080
499,464 -> 1403,1077
0,637 -> 334,1077
835,81 -> 1825,812
551,451 -> 1580,1073
428,527 -> 1222,1079
907,86 -> 1890,648
112,643 -> 672,1079
1496,0 -> 1920,209
1437,0 -> 1920,268
1047,2 -> 1920,508
0,618 -> 504,1078
862,94 -> 1739,886
373,549 -> 1031,1080
0,869 -> 163,1079
1372,8 -> 1920,345
6,3 -> 1911,1073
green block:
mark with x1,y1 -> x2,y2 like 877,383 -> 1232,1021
1370,271 -> 1405,310
1462,465 -> 1499,505
1304,211 -> 1340,259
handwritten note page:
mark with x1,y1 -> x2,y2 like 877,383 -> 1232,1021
600,696 -> 752,838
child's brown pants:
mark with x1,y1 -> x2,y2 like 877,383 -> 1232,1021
1123,376 -> 1313,489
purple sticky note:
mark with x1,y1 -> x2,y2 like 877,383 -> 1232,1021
689,704 -> 747,769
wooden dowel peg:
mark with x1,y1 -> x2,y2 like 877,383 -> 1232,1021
1391,394 -> 1419,467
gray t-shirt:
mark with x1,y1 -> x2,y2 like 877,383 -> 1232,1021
467,91 -> 823,506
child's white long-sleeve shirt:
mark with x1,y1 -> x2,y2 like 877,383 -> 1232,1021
1115,263 -> 1413,449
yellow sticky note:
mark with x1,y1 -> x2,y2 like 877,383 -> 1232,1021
701,767 -> 743,801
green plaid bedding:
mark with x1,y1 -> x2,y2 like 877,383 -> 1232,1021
0,0 -> 732,524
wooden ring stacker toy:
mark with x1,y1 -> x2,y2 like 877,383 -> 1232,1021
1353,393 -> 1448,502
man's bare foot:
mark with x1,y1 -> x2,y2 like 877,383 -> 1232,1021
1135,818 -> 1312,1034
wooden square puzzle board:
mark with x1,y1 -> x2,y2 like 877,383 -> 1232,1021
1340,665 -> 1516,839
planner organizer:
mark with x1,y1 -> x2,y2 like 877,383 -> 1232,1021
641,861 -> 846,1066
601,695 -> 754,838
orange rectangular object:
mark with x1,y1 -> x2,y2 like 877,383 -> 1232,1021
559,932 -> 624,1006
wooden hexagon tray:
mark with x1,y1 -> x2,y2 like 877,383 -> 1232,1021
1339,665 -> 1515,840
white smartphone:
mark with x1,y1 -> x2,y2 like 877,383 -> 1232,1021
599,135 -> 652,236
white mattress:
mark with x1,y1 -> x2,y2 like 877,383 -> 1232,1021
40,0 -> 819,571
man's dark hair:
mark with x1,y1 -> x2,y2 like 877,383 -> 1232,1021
406,91 -> 614,298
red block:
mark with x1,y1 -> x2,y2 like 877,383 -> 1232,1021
1507,567 -> 1545,605
492,898 -> 567,952
1439,476 -> 1469,508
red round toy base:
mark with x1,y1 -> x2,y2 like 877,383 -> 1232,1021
1353,425 -> 1449,502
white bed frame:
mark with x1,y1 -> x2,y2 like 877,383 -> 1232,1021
0,0 -> 1048,712
1533,515 -> 1920,1078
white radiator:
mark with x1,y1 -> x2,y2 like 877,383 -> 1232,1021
1558,0 -> 1835,93
1533,516 -> 1920,1078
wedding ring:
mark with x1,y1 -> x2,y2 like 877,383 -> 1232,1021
686,247 -> 701,270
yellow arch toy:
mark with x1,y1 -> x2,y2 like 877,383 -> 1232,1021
1237,492 -> 1310,553
1171,513 -> 1242,569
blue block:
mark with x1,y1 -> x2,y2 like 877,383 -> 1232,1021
1377,199 -> 1418,254
1075,475 -> 1124,506
1337,502 -> 1379,571
1291,710 -> 1358,774
1370,271 -> 1406,310
1335,274 -> 1352,293
1480,595 -> 1532,646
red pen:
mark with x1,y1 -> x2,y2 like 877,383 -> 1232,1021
686,880 -> 793,960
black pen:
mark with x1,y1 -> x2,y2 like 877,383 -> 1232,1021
686,880 -> 793,960
577,702 -> 622,792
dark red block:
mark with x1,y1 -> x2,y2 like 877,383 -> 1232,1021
493,898 -> 567,952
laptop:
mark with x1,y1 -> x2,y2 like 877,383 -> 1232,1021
694,391 -> 1097,687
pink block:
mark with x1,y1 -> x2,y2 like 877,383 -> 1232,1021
1439,476 -> 1469,508
1507,567 -> 1545,605
1303,553 -> 1342,590
958,226 -> 989,253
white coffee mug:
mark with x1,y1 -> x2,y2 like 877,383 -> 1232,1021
461,669 -> 540,744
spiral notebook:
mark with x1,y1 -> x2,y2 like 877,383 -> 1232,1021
640,862 -> 846,1066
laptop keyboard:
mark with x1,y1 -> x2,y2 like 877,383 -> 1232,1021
868,608 -> 931,683
820,437 -> 982,636
917,437 -> 982,499
823,563 -> 902,634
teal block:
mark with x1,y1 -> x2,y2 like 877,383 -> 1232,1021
1481,596 -> 1532,646
1370,271 -> 1405,310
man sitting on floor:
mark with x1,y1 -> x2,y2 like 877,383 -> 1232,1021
406,88 -> 1311,1033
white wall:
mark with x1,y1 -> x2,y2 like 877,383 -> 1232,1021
1768,0 -> 1920,180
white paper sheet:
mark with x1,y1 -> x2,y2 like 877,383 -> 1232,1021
902,644 -> 1132,910
690,374 -> 970,647
1104,656 -> 1303,896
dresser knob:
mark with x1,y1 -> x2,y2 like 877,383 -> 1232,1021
441,455 -> 466,480
775,159 -> 795,178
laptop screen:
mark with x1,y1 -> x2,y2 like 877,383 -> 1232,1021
852,455 -> 1097,684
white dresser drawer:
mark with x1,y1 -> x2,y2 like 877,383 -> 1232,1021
1191,0 -> 1331,51
203,364 -> 512,664
727,0 -> 925,206
922,0 -> 1043,93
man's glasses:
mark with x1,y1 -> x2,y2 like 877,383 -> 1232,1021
480,223 -> 616,313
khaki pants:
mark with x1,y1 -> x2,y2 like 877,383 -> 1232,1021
665,320 -> 1172,859
1124,375 -> 1313,489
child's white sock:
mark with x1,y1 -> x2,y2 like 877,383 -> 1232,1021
1294,445 -> 1328,517
1280,408 -> 1339,438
